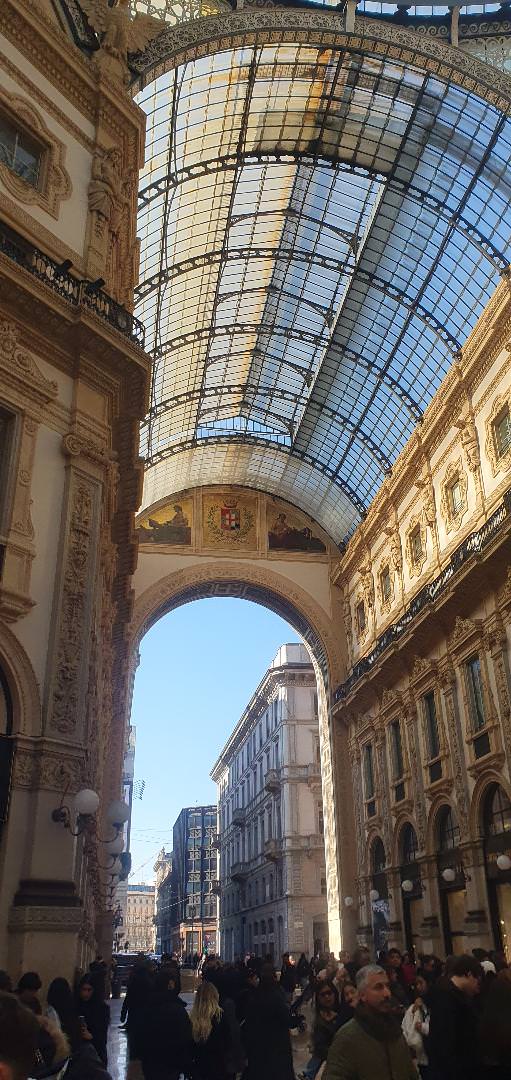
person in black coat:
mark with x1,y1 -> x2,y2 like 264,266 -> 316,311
75,976 -> 110,1067
120,961 -> 153,1060
428,954 -> 483,1080
478,974 -> 511,1080
189,981 -> 232,1080
241,963 -> 300,1080
137,970 -> 192,1080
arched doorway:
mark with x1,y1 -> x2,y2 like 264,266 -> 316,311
399,823 -> 422,953
482,784 -> 511,957
436,805 -> 466,956
127,552 -> 348,953
370,837 -> 389,955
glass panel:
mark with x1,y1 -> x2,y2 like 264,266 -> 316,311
467,655 -> 486,731
424,691 -> 440,759
390,719 -> 404,780
364,743 -> 375,799
496,884 -> 511,962
447,889 -> 467,954
496,410 -> 511,456
438,806 -> 460,851
487,786 -> 511,836
135,49 -> 510,541
0,115 -> 41,187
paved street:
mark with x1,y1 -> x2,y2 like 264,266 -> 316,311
108,995 -> 310,1080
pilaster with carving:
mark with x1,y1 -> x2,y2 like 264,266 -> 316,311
438,661 -> 470,839
484,616 -> 511,772
44,440 -> 105,741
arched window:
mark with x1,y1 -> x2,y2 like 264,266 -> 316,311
437,806 -> 460,851
401,823 -> 418,865
484,785 -> 511,837
371,838 -> 386,875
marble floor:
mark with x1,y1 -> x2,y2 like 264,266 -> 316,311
107,995 -> 310,1079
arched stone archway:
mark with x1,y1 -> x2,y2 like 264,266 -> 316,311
122,506 -> 353,950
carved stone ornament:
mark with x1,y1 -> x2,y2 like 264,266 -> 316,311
0,90 -> 71,219
358,563 -> 375,610
354,591 -> 369,645
86,145 -> 139,305
456,418 -> 481,474
0,319 -> 58,405
448,615 -> 481,652
62,431 -> 109,466
485,391 -> 511,478
410,655 -> 435,684
497,566 -> 511,612
440,458 -> 469,535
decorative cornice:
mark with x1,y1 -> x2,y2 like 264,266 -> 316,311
130,10 -> 511,107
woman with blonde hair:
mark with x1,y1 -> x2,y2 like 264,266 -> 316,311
190,981 -> 232,1080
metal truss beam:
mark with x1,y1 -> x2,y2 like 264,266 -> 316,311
145,382 -> 392,472
144,433 -> 368,517
138,150 -> 507,270
147,263 -> 460,354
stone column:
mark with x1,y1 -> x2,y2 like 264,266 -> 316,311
7,431 -> 107,983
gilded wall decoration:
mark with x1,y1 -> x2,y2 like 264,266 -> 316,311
440,458 -> 469,534
485,391 -> 511,477
0,90 -> 71,218
267,507 -> 326,553
137,497 -> 193,546
203,494 -> 257,549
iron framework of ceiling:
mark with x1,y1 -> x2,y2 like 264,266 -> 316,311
135,38 -> 511,542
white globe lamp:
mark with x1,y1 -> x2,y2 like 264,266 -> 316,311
369,888 -> 380,902
106,800 -> 130,827
74,789 -> 100,816
344,896 -> 354,907
497,854 -> 511,872
401,879 -> 413,893
441,867 -> 456,883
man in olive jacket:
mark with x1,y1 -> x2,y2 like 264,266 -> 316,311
324,965 -> 418,1080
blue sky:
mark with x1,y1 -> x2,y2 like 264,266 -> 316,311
129,598 -> 300,881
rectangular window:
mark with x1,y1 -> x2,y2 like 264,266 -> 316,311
449,477 -> 463,516
0,113 -> 44,188
363,743 -> 375,800
466,655 -> 485,732
424,691 -> 440,761
381,566 -> 391,603
495,407 -> 511,457
390,719 -> 404,780
356,601 -> 366,634
410,526 -> 423,564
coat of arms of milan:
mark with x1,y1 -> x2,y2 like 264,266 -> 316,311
221,504 -> 241,531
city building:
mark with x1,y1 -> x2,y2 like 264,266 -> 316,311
153,848 -> 173,955
0,0 -> 510,982
170,806 -> 218,958
124,884 -> 156,954
212,644 -> 329,961
114,725 -> 136,944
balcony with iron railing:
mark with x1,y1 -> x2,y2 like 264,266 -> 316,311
0,220 -> 145,348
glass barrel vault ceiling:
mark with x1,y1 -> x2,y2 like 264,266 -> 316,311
135,44 -> 511,543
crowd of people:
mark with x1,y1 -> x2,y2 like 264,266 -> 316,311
0,944 -> 510,1080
